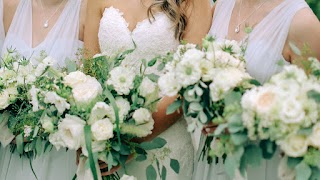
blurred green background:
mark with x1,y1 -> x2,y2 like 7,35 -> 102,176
307,0 -> 320,19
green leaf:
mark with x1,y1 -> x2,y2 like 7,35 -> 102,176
147,74 -> 160,83
295,162 -> 312,180
120,144 -> 131,155
105,89 -> 121,145
224,155 -> 238,179
310,167 -> 320,180
35,138 -> 43,155
198,111 -> 208,123
170,159 -> 180,174
228,113 -> 244,133
146,165 -> 157,180
287,157 -> 303,169
107,152 -> 114,171
231,133 -> 248,146
161,166 -> 167,180
214,123 -> 228,136
259,140 -> 277,159
140,137 -> 167,150
148,57 -> 159,67
166,100 -> 182,115
136,154 -> 147,162
224,91 -> 242,105
297,127 -> 313,136
65,59 -> 77,73
32,126 -> 39,138
157,62 -> 166,71
244,144 -> 262,166
16,133 -> 24,154
308,90 -> 320,103
84,125 -> 98,180
248,79 -> 261,86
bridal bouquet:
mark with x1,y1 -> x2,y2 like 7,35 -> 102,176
158,36 -> 257,163
48,52 -> 177,180
0,50 -> 69,159
240,57 -> 320,180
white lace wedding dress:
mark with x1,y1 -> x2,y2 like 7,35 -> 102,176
98,7 -> 194,180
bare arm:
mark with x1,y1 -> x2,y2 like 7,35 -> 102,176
3,0 -> 19,34
183,0 -> 212,45
285,8 -> 320,61
83,0 -> 104,57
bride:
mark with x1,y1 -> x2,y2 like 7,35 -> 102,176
193,0 -> 320,179
84,0 -> 212,179
0,0 -> 86,179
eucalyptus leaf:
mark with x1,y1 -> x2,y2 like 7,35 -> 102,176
140,137 -> 167,150
157,62 -> 166,71
310,167 -> 320,180
16,133 -> 24,154
287,157 -> 303,169
147,74 -> 160,83
35,138 -> 43,155
260,140 -> 277,160
146,165 -> 157,180
295,162 -> 312,180
136,154 -> 147,162
148,57 -> 159,67
161,166 -> 167,180
170,159 -> 180,174
198,111 -> 208,123
166,100 -> 182,115
214,123 -> 228,136
224,91 -> 242,105
224,155 -> 238,179
231,133 -> 248,146
32,126 -> 39,138
244,144 -> 262,166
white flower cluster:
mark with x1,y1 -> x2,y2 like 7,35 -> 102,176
159,37 -> 250,101
241,63 -> 320,157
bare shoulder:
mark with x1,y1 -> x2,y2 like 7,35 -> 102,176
3,0 -> 19,33
87,0 -> 108,13
287,8 -> 320,58
3,0 -> 19,9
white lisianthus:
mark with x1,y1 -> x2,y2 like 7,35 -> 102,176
176,52 -> 202,87
279,134 -> 309,157
200,58 -> 214,82
120,175 -> 137,180
49,132 -> 66,150
214,51 -> 245,70
278,156 -> 296,180
106,66 -> 135,95
57,114 -> 86,150
72,76 -> 103,105
88,102 -> 110,125
132,108 -> 153,125
91,119 -> 114,141
158,73 -> 181,97
309,123 -> 320,148
139,77 -> 156,97
29,85 -> 39,112
24,125 -> 33,138
44,91 -> 70,114
223,40 -> 242,56
0,90 -> 11,110
40,115 -> 54,133
174,44 -> 197,60
64,71 -> 88,88
279,98 -> 305,124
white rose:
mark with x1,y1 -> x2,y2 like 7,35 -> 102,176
64,71 -> 88,88
41,115 -> 54,133
254,86 -> 280,115
44,91 -> 70,114
29,85 -> 39,112
309,123 -> 320,148
91,119 -> 114,141
158,73 -> 181,97
72,76 -> 102,105
278,156 -> 296,180
49,132 -> 66,150
57,114 -> 86,150
279,134 -> 308,157
279,98 -> 305,124
132,108 -> 153,125
106,66 -> 135,95
139,77 -> 156,97
120,175 -> 137,180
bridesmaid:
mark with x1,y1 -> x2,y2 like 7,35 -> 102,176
0,0 -> 86,179
194,0 -> 320,179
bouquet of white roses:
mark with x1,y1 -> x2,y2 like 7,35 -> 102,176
0,50 -> 71,160
158,36 -> 257,165
49,52 -> 179,180
240,57 -> 320,180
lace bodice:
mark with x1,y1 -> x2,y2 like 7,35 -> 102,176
98,7 -> 193,179
1,0 -> 83,68
98,7 -> 179,74
209,0 -> 309,83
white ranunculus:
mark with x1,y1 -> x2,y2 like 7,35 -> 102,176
200,58 -> 214,82
91,119 -> 114,141
106,66 -> 135,95
41,115 -> 54,133
214,51 -> 245,70
176,53 -> 202,87
278,156 -> 296,180
309,123 -> 320,148
279,134 -> 308,157
29,85 -> 39,112
120,175 -> 137,180
254,86 -> 280,115
72,76 -> 102,105
158,73 -> 181,97
44,91 -> 70,114
0,112 -> 15,147
57,114 -> 86,150
279,98 -> 305,124
64,71 -> 88,88
139,77 -> 156,97
0,90 -> 11,110
88,102 -> 110,125
132,108 -> 153,125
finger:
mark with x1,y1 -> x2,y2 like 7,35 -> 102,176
99,163 -> 108,169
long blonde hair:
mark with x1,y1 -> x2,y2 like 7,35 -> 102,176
148,0 -> 190,40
